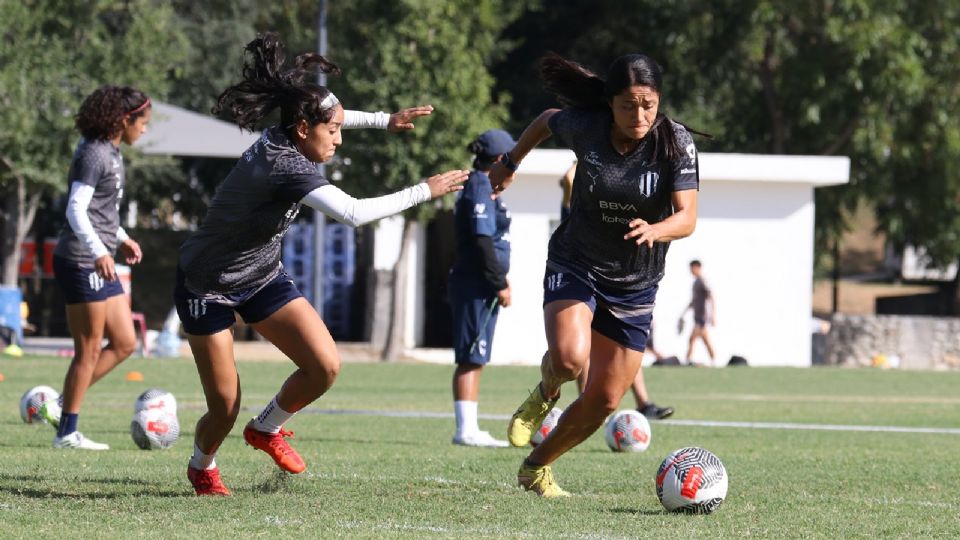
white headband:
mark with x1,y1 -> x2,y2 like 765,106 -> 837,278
320,92 -> 340,111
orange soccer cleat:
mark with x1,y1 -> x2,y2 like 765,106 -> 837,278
243,422 -> 306,474
187,465 -> 231,496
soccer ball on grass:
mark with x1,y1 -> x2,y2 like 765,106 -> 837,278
604,410 -> 651,452
655,446 -> 728,514
19,385 -> 60,424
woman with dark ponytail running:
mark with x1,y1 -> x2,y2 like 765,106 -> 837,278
177,33 -> 467,496
47,86 -> 151,450
492,53 -> 702,497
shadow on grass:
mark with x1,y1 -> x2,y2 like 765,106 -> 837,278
607,507 -> 667,516
0,485 -> 188,499
0,474 -> 157,486
0,473 -> 188,499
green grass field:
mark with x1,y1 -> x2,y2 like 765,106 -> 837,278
1,356 -> 959,539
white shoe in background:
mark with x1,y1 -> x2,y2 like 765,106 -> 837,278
452,430 -> 510,448
52,431 -> 109,450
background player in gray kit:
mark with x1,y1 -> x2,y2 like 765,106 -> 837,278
490,52 -> 703,497
46,86 -> 151,450
680,259 -> 717,366
175,33 -> 467,496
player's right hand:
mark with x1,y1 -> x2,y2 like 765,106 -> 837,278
95,254 -> 117,281
488,161 -> 515,198
497,282 -> 512,307
426,169 -> 469,199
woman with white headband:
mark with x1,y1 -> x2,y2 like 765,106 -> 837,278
176,33 -> 467,496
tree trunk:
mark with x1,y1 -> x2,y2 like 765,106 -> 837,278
949,255 -> 960,315
0,157 -> 41,286
380,218 -> 415,361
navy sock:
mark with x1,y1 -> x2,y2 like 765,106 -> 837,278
58,413 -> 78,438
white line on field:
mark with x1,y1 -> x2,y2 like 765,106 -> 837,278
282,407 -> 960,435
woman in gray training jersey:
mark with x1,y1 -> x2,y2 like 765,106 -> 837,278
47,86 -> 151,451
491,53 -> 702,497
176,33 -> 467,496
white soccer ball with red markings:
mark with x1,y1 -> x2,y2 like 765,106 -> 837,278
530,407 -> 563,447
134,388 -> 177,415
604,410 -> 652,452
655,447 -> 728,514
19,385 -> 60,424
130,408 -> 180,450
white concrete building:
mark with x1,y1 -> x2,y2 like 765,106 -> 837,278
383,149 -> 850,367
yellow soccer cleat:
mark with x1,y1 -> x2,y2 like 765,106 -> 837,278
507,383 -> 558,447
517,461 -> 570,498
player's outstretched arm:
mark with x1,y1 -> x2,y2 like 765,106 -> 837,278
300,169 -> 467,227
489,108 -> 560,197
342,105 -> 434,132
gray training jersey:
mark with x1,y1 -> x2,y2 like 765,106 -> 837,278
548,109 -> 699,290
54,138 -> 125,266
178,127 -> 329,300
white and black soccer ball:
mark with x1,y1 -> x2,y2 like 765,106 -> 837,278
130,408 -> 180,450
604,410 -> 652,452
19,385 -> 60,424
530,407 -> 563,447
134,388 -> 177,415
655,447 -> 728,514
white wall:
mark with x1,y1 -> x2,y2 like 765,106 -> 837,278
393,151 -> 848,367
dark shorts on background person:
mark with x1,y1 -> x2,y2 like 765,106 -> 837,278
53,255 -> 125,305
449,274 -> 500,365
542,265 -> 656,352
174,267 -> 303,336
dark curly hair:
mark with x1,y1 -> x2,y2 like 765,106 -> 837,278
213,32 -> 342,134
75,86 -> 151,141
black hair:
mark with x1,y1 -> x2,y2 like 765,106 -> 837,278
466,139 -> 497,171
75,86 -> 150,141
690,260 -> 702,267
213,32 -> 342,134
539,52 -> 708,162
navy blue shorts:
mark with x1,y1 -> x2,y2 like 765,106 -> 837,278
174,268 -> 303,336
53,255 -> 125,305
542,266 -> 657,352
449,275 -> 500,365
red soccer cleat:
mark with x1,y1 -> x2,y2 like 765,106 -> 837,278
243,422 -> 306,474
187,465 -> 231,496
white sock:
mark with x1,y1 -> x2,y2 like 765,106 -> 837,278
252,396 -> 294,434
190,444 -> 217,470
454,400 -> 479,436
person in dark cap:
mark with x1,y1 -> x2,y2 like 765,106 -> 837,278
447,129 -> 516,447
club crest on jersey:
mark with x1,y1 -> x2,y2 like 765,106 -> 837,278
638,171 -> 659,197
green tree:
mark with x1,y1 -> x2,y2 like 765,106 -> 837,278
0,0 -> 186,285
327,0 -> 526,358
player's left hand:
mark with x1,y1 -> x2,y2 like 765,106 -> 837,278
387,105 -> 433,132
118,238 -> 143,265
624,218 -> 659,248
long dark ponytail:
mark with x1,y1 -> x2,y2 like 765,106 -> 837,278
213,32 -> 342,133
539,52 -> 707,162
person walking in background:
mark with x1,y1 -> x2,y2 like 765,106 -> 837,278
491,52 -> 702,497
45,86 -> 151,450
447,129 -> 516,448
176,33 -> 467,496
680,259 -> 717,366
